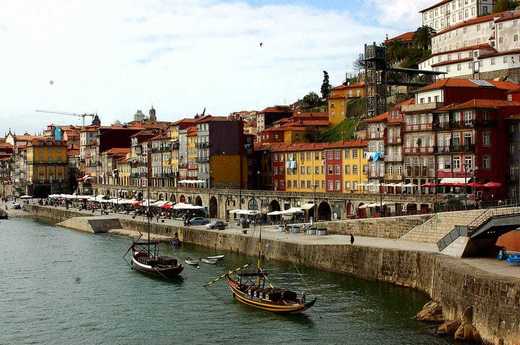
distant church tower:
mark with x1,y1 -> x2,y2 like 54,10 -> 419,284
91,114 -> 101,126
149,106 -> 156,122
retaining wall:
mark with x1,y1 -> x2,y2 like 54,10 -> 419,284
25,205 -> 520,345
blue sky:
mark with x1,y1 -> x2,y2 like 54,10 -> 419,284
0,0 -> 434,133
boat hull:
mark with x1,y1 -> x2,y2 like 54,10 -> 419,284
131,253 -> 184,279
226,278 -> 315,314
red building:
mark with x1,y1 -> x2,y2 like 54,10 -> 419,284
324,146 -> 343,193
271,149 -> 286,191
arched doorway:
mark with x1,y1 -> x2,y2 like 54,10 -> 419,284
170,194 -> 176,203
317,201 -> 332,221
346,201 -> 353,217
158,193 -> 164,200
406,203 -> 418,215
248,198 -> 258,210
137,191 -> 143,201
195,196 -> 203,206
209,196 -> 218,218
269,200 -> 281,212
180,195 -> 186,203
188,196 -> 193,204
357,203 -> 367,218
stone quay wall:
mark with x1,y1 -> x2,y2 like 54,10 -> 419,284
25,205 -> 520,345
322,214 -> 431,239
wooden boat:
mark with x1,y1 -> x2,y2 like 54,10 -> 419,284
201,258 -> 218,265
126,143 -> 183,280
185,257 -> 200,266
131,240 -> 184,279
226,272 -> 316,314
207,255 -> 225,261
205,223 -> 316,314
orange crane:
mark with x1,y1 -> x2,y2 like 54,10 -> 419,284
35,109 -> 97,127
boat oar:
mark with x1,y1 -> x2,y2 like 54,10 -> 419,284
204,264 -> 249,287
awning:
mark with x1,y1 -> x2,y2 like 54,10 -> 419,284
173,202 -> 204,210
439,178 -> 468,186
178,180 -> 205,185
483,181 -> 502,189
300,203 -> 315,211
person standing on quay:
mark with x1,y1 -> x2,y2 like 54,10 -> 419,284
350,233 -> 355,245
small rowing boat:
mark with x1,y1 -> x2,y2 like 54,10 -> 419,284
201,258 -> 218,265
185,257 -> 200,266
207,255 -> 225,261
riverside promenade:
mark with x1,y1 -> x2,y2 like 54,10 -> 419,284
14,203 -> 520,345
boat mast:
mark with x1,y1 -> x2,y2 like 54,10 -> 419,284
147,141 -> 152,254
256,220 -> 262,286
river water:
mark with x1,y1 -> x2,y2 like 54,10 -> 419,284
0,218 -> 453,345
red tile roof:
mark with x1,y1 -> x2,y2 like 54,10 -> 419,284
261,106 -> 292,113
364,112 -> 388,124
187,127 -> 198,136
269,140 -> 367,153
419,78 -> 519,92
103,147 -> 130,156
437,99 -> 520,111
385,31 -> 415,44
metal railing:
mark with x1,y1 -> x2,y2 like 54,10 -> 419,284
437,201 -> 520,251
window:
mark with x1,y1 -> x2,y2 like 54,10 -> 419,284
334,150 -> 340,160
335,165 -> 341,175
483,155 -> 491,169
345,181 -> 351,190
300,166 -> 305,175
345,165 -> 350,174
352,149 -> 358,159
315,166 -> 319,174
453,156 -> 461,170
307,180 -> 311,189
287,180 -> 292,188
306,167 -> 311,174
335,181 -> 341,191
327,181 -> 333,191
352,165 -> 358,175
483,131 -> 491,146
363,165 -> 368,174
344,149 -> 350,158
464,156 -> 473,170
491,57 -> 496,65
328,165 -> 333,175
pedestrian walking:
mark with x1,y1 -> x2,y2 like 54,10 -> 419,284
350,233 -> 355,245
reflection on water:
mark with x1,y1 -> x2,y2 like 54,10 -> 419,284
0,218 -> 452,345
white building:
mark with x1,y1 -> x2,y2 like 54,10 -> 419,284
421,0 -> 495,32
419,10 -> 520,80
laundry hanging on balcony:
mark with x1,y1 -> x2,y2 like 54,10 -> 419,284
366,151 -> 384,161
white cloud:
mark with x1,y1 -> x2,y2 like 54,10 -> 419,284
0,0 -> 416,132
367,0 -> 434,29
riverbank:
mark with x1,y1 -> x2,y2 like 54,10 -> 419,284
24,204 -> 520,345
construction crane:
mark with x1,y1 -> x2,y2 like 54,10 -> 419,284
35,109 -> 97,127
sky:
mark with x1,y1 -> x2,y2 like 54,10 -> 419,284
0,0 -> 434,133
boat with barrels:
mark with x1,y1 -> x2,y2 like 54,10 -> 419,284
130,240 -> 183,279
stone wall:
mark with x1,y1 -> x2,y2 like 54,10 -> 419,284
322,214 -> 431,239
25,205 -> 520,345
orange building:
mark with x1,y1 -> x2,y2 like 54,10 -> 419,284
328,82 -> 366,126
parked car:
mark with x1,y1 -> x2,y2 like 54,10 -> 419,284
188,217 -> 210,226
206,220 -> 227,230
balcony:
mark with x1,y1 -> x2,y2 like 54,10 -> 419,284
197,142 -> 210,149
385,154 -> 402,162
197,157 -> 209,163
404,166 -> 435,178
402,102 -> 439,113
384,173 -> 403,181
405,123 -> 433,132
403,146 -> 435,154
386,136 -> 401,145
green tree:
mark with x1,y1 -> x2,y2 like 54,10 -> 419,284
414,26 -> 435,51
299,92 -> 323,110
321,71 -> 331,99
353,53 -> 365,72
494,0 -> 518,12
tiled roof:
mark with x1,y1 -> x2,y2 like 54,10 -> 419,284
364,112 -> 388,124
269,140 -> 367,153
420,0 -> 450,13
418,78 -> 519,92
261,105 -> 292,113
385,31 -> 415,43
508,87 -> 520,94
103,147 -> 130,156
187,127 -> 198,135
437,99 -> 520,111
495,10 -> 520,23
196,115 -> 231,123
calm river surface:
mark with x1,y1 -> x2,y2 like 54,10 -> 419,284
0,218 -> 453,345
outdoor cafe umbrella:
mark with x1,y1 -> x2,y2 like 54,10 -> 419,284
483,182 -> 502,189
466,182 -> 483,188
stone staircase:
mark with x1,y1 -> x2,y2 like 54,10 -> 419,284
400,209 -> 486,243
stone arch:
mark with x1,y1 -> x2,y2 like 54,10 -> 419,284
248,198 -> 258,210
346,201 -> 353,216
209,196 -> 218,218
195,196 -> 203,206
158,193 -> 164,200
179,194 -> 186,203
317,201 -> 332,221
356,202 -> 367,218
406,203 -> 418,215
269,200 -> 281,212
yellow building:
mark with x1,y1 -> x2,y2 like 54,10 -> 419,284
116,155 -> 131,187
186,127 -> 198,179
209,154 -> 247,188
26,139 -> 68,196
272,143 -> 326,193
342,143 -> 369,193
328,82 -> 366,126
